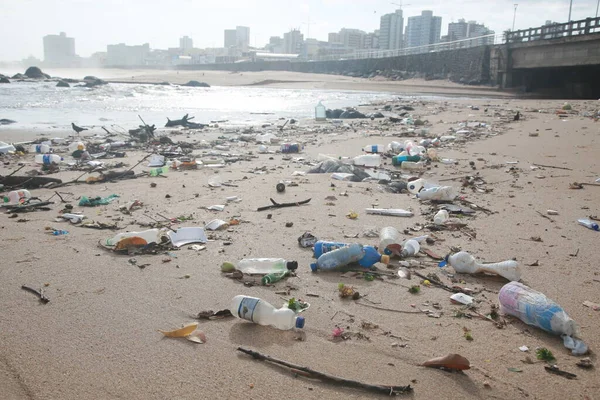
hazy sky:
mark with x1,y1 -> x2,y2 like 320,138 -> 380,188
0,0 -> 598,61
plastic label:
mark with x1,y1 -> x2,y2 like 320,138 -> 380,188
35,145 -> 42,153
238,297 -> 260,322
371,145 -> 377,153
43,154 -> 50,165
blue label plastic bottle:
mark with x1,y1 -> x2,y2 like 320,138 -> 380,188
313,241 -> 389,268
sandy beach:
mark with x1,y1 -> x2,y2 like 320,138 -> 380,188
1,72 -> 599,400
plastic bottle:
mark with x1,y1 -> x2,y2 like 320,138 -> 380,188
352,154 -> 381,167
401,239 -> 420,258
399,161 -> 425,171
416,186 -> 457,201
149,166 -> 169,176
106,228 -> 161,246
407,179 -> 438,194
392,155 -> 421,166
363,144 -> 385,154
311,243 -> 365,271
499,282 -> 588,355
386,141 -> 403,154
236,258 -> 298,274
433,210 -> 449,225
379,227 -> 401,255
312,241 -> 389,267
578,218 -> 599,231
280,143 -> 300,153
34,154 -> 63,165
30,144 -> 50,153
3,189 -> 31,204
230,295 -> 305,330
315,101 -> 327,121
68,142 -> 85,152
261,271 -> 290,285
447,251 -> 521,281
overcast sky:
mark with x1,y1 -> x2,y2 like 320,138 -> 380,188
0,0 -> 597,61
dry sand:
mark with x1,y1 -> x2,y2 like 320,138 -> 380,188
0,75 -> 599,400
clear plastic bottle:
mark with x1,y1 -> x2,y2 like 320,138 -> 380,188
365,208 -> 413,217
3,189 -> 31,204
416,186 -> 457,201
392,155 -> 421,166
401,239 -> 420,258
386,141 -> 403,154
352,154 -> 381,167
30,144 -> 50,153
230,295 -> 305,330
280,143 -> 300,153
236,258 -> 298,274
433,210 -> 449,225
407,179 -> 438,194
363,144 -> 385,154
312,241 -> 389,267
379,227 -> 401,255
499,282 -> 587,355
399,161 -> 425,171
447,251 -> 521,281
68,142 -> 85,152
311,243 -> 364,271
315,101 -> 327,121
34,154 -> 63,165
106,228 -> 161,246
578,218 -> 599,231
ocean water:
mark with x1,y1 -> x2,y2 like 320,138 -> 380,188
0,80 -> 395,135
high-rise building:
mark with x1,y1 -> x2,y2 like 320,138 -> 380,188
363,30 -> 380,49
43,32 -> 76,66
283,29 -> 304,54
267,36 -> 284,53
405,10 -> 442,48
338,28 -> 366,49
236,26 -> 250,51
328,32 -> 341,43
379,10 -> 404,50
179,36 -> 193,51
106,43 -> 150,66
224,29 -> 237,48
446,19 -> 495,45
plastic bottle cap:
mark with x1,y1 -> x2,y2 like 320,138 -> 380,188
310,263 -> 318,272
295,316 -> 305,329
276,183 -> 285,192
380,255 -> 390,265
286,261 -> 298,271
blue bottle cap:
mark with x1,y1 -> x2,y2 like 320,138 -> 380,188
295,316 -> 305,329
310,263 -> 318,272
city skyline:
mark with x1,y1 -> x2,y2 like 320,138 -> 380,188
0,0 -> 598,61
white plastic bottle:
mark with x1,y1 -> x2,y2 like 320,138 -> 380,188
106,228 -> 161,246
363,144 -> 385,154
3,189 -> 31,204
34,154 -> 63,165
237,258 -> 298,274
407,179 -> 438,194
416,186 -> 457,201
315,101 -> 326,121
433,210 -> 449,225
230,295 -> 305,330
400,161 -> 425,171
386,141 -> 403,154
353,154 -> 381,167
311,243 -> 364,271
499,281 -> 587,355
448,251 -> 521,281
578,218 -> 599,231
30,144 -> 50,153
379,226 -> 401,255
401,239 -> 420,258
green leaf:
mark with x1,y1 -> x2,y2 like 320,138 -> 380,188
508,368 -> 523,373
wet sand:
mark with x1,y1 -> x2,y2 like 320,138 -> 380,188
0,91 -> 599,399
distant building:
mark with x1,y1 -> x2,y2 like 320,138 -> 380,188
224,29 -> 237,48
179,36 -> 193,51
405,10 -> 442,48
106,43 -> 150,66
267,36 -> 284,53
283,29 -> 304,54
236,26 -> 250,51
328,32 -> 341,43
43,32 -> 76,66
446,19 -> 495,45
363,30 -> 380,49
337,28 -> 366,49
379,10 -> 404,50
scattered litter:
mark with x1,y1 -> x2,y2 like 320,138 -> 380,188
365,208 -> 413,217
167,227 -> 207,247
544,365 -> 577,380
582,300 -> 600,311
298,232 -> 318,248
205,219 -> 229,231
450,293 -> 474,305
422,354 -> 470,371
79,194 -> 119,207
519,346 -> 530,352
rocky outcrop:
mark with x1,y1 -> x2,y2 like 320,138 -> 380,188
11,73 -> 26,80
339,109 -> 367,119
0,77 -> 9,83
325,109 -> 344,119
25,66 -> 50,79
56,80 -> 70,87
182,80 -> 210,87
83,76 -> 108,88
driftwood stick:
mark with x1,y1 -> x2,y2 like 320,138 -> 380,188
356,301 -> 424,314
237,347 -> 412,395
5,164 -> 26,178
111,154 -> 151,181
52,171 -> 90,188
257,198 -> 311,212
533,163 -> 572,171
21,285 -> 50,303
412,271 -> 457,292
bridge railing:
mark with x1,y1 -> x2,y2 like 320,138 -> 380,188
305,33 -> 505,62
505,16 -> 600,43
